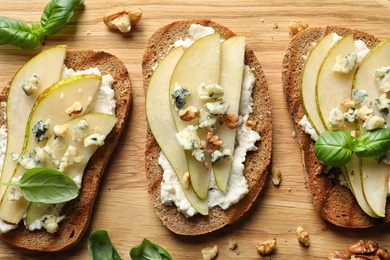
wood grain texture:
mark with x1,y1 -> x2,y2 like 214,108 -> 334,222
0,0 -> 390,259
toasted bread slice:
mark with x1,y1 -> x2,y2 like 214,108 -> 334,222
0,50 -> 132,251
143,20 -> 272,235
282,26 -> 390,228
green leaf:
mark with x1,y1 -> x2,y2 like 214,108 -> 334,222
130,238 -> 172,260
0,16 -> 40,49
9,167 -> 79,204
314,130 -> 355,167
41,0 -> 84,36
88,230 -> 121,260
355,128 -> 390,158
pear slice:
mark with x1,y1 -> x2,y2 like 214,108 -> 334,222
146,46 -> 208,215
353,39 -> 390,123
314,35 -> 379,217
169,33 -> 221,200
26,113 -> 118,226
301,32 -> 335,134
25,202 -> 48,227
352,39 -> 390,217
316,34 -> 356,131
213,35 -> 245,191
0,74 -> 101,224
342,155 -> 379,218
361,158 -> 389,217
0,45 -> 67,202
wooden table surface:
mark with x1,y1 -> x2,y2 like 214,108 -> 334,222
1,0 -> 390,259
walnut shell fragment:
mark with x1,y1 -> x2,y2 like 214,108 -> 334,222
103,7 -> 142,33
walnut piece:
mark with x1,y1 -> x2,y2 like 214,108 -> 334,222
340,97 -> 356,108
297,226 -> 310,247
357,105 -> 373,120
65,101 -> 83,116
53,124 -> 69,137
228,239 -> 237,250
202,245 -> 218,260
288,21 -> 309,35
182,172 -> 191,188
257,238 -> 277,255
103,7 -> 142,33
271,167 -> 282,186
246,119 -> 256,129
179,106 -> 200,121
205,132 -> 223,153
220,113 -> 238,129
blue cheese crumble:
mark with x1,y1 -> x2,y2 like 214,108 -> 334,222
32,119 -> 51,142
21,74 -> 39,96
171,84 -> 191,110
175,125 -> 201,150
374,66 -> 390,92
333,51 -> 358,73
197,83 -> 224,101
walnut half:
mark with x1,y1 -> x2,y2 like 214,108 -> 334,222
328,240 -> 390,260
103,7 -> 142,33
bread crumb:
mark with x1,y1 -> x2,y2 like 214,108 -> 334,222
292,131 -> 297,138
257,238 -> 277,255
202,245 -> 218,260
261,18 -> 265,23
271,167 -> 282,186
273,23 -> 278,29
297,226 -> 310,247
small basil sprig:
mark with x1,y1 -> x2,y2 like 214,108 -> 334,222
0,0 -> 84,49
88,230 -> 120,260
130,238 -> 172,260
2,167 -> 79,204
314,128 -> 390,167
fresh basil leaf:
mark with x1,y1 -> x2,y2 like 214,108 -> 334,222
355,128 -> 390,158
88,230 -> 121,260
41,0 -> 84,36
314,130 -> 356,167
0,16 -> 40,49
9,167 -> 79,204
130,239 -> 172,260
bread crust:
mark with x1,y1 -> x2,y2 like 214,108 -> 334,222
143,20 -> 272,235
282,26 -> 390,228
0,50 -> 132,251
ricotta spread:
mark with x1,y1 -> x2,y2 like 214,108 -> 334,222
172,24 -> 215,49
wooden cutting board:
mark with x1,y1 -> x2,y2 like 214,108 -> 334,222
0,0 -> 390,259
